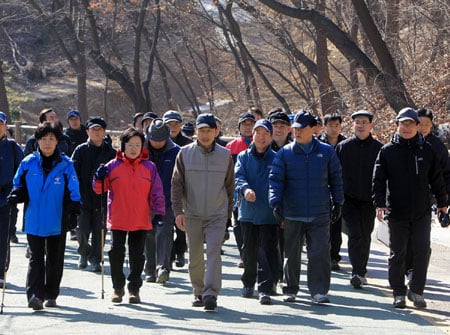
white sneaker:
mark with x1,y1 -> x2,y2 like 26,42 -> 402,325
312,293 -> 330,304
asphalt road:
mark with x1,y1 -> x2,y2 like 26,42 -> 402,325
0,207 -> 449,335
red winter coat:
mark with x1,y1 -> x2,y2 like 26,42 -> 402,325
93,149 -> 165,231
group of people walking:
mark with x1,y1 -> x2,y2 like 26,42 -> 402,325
0,105 -> 448,313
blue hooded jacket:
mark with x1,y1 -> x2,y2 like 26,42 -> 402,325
235,144 -> 277,225
13,151 -> 80,237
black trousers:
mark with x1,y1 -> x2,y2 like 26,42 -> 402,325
343,199 -> 376,277
240,222 -> 278,294
109,229 -> 147,292
26,233 -> 67,301
77,207 -> 102,264
0,205 -> 11,277
172,226 -> 187,260
388,214 -> 431,296
330,216 -> 342,262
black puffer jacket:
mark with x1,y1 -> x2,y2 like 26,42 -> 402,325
372,133 -> 447,221
336,134 -> 383,202
71,138 -> 116,209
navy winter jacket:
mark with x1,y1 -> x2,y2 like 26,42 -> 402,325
235,144 -> 277,225
269,138 -> 344,219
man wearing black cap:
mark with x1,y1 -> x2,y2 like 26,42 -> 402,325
71,117 -> 116,272
64,109 -> 88,157
269,111 -> 292,152
171,113 -> 234,311
336,110 -> 383,289
141,112 -> 158,132
319,113 -> 346,271
181,122 -> 195,139
143,119 -> 180,284
269,110 -> 344,304
373,107 -> 448,309
226,112 -> 256,266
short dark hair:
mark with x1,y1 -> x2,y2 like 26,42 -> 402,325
323,113 -> 343,125
38,108 -> 55,123
35,121 -> 63,141
120,127 -> 145,152
248,107 -> 263,118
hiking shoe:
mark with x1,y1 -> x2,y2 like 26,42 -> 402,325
283,294 -> 296,302
238,260 -> 244,268
10,234 -> 19,244
156,268 -> 169,284
331,260 -> 340,271
312,293 -> 330,304
241,287 -> 254,298
407,290 -> 427,308
28,296 -> 44,310
192,295 -> 204,307
203,295 -> 217,311
145,274 -> 156,283
175,254 -> 185,268
90,262 -> 101,273
393,295 -> 406,308
70,230 -> 77,241
45,299 -> 57,307
111,288 -> 124,303
129,290 -> 141,304
350,274 -> 363,289
259,293 -> 272,305
78,256 -> 87,269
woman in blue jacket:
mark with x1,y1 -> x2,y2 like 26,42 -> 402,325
9,122 -> 80,310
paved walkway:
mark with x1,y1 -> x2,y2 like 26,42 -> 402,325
1,210 -> 449,335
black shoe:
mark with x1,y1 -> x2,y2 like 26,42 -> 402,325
78,256 -> 87,269
192,295 -> 204,307
10,235 -> 19,244
259,293 -> 272,305
393,296 -> 406,308
203,295 -> 217,311
350,274 -> 362,289
331,260 -> 340,271
241,287 -> 254,298
45,299 -> 57,307
175,254 -> 185,268
90,262 -> 102,273
28,296 -> 44,310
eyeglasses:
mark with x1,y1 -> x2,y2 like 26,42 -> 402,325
354,120 -> 370,125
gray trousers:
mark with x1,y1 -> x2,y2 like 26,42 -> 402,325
144,208 -> 175,275
283,216 -> 331,297
185,216 -> 226,298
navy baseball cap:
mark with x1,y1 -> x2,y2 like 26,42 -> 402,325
269,111 -> 291,125
141,112 -> 158,126
396,108 -> 419,123
238,112 -> 256,125
86,116 -> 107,129
196,113 -> 217,129
67,109 -> 80,119
253,119 -> 273,134
292,110 -> 317,128
163,110 -> 182,123
0,111 -> 7,123
182,122 -> 195,136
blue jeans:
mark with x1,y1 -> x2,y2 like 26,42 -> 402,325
283,216 -> 331,296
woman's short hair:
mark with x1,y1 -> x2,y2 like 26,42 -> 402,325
35,121 -> 63,141
120,127 -> 145,151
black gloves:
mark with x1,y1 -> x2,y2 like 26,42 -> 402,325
273,205 -> 284,222
95,165 -> 109,180
331,203 -> 342,223
438,211 -> 450,228
66,201 -> 81,215
7,188 -> 29,205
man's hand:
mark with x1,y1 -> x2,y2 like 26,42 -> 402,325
377,207 -> 387,221
273,205 -> 284,223
175,214 -> 186,231
7,188 -> 28,205
244,189 -> 256,202
330,203 -> 342,223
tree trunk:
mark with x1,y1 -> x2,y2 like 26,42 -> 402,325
0,61 -> 10,117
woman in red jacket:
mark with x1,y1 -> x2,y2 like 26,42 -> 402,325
93,127 -> 165,304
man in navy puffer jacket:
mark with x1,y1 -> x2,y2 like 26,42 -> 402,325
269,110 -> 344,304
